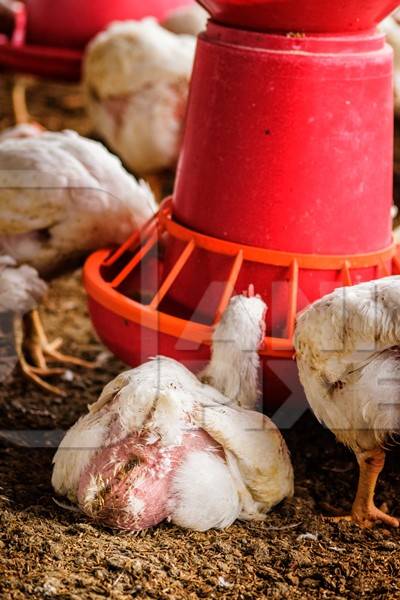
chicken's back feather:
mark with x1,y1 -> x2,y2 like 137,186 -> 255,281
0,130 -> 156,275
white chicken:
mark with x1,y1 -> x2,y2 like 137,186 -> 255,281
295,276 -> 400,528
162,3 -> 208,36
380,11 -> 400,115
0,127 -> 156,394
0,123 -> 43,142
52,292 -> 294,532
83,18 -> 196,198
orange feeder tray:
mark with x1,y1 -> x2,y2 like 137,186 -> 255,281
84,198 -> 400,408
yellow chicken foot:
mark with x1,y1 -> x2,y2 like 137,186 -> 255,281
13,315 -> 67,397
25,309 -> 95,369
12,309 -> 96,396
329,448 -> 399,528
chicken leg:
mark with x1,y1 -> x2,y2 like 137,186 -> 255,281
14,309 -> 95,396
331,449 -> 399,528
12,75 -> 34,125
14,314 -> 66,396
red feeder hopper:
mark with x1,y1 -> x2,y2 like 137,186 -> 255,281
84,0 -> 400,410
0,0 -> 194,80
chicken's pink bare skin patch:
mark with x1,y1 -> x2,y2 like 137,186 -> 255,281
78,429 -> 223,531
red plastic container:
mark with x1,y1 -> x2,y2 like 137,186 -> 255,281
84,0 -> 400,410
199,0 -> 400,33
171,23 -> 394,333
25,0 -> 194,49
0,0 -> 194,79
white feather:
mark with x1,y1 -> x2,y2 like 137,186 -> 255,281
0,129 -> 156,275
0,255 -> 47,314
170,451 -> 240,531
0,123 -> 42,142
194,400 -> 294,516
200,295 -> 266,409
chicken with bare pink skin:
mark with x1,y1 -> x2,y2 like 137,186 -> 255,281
0,128 -> 156,394
295,276 -> 400,528
52,291 -> 294,532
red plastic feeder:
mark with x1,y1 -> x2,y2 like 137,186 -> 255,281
84,0 -> 400,409
0,0 -> 194,80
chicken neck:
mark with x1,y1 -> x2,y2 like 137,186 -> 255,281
201,345 -> 260,409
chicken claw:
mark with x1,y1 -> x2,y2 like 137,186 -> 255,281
324,449 -> 399,529
14,316 -> 67,396
14,309 -> 96,396
25,309 -> 95,369
328,508 -> 399,529
18,350 -> 67,397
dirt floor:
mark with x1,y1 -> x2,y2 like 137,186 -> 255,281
1,76 -> 400,600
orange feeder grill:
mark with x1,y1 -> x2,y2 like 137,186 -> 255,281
84,199 -> 400,407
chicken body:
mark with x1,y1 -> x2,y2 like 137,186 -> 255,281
295,276 -> 400,527
0,128 -> 156,393
0,123 -> 43,143
0,129 -> 156,276
52,294 -> 294,532
83,18 -> 196,178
